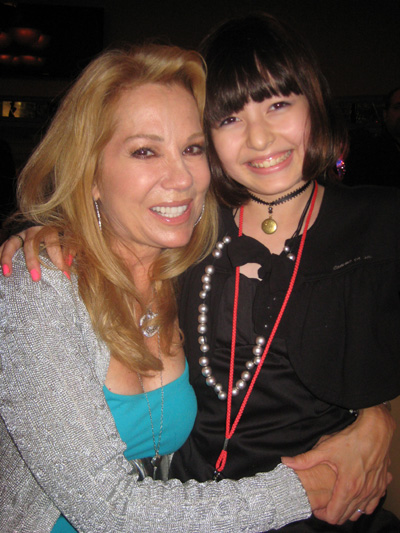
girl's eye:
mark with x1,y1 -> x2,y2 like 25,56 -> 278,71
270,101 -> 290,111
184,144 -> 205,155
131,147 -> 154,158
219,116 -> 239,127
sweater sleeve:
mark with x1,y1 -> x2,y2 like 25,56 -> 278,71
0,253 -> 311,533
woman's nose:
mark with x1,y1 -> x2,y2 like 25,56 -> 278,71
162,156 -> 193,190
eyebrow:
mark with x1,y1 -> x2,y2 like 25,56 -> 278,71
125,131 -> 204,143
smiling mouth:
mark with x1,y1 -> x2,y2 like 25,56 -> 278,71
248,150 -> 292,168
151,205 -> 189,218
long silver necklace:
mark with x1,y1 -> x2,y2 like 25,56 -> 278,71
137,330 -> 164,477
198,239 -> 266,401
137,286 -> 164,477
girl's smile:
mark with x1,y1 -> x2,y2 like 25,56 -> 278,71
211,93 -> 310,201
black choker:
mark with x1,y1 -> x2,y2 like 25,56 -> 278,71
248,180 -> 312,234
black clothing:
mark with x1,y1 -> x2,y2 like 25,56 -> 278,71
345,129 -> 400,188
171,183 -> 400,531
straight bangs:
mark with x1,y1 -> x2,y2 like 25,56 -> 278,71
203,21 -> 303,128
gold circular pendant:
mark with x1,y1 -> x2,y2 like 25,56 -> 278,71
262,217 -> 277,234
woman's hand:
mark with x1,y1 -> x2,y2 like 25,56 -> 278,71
1,226 -> 69,280
282,404 -> 395,524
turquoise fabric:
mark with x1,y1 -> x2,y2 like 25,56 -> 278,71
103,360 -> 196,459
52,360 -> 196,532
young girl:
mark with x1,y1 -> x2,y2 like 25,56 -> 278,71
170,13 -> 400,531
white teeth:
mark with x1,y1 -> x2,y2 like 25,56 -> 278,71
151,205 -> 188,218
249,150 -> 292,168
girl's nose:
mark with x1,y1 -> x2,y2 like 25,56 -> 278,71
246,122 -> 275,151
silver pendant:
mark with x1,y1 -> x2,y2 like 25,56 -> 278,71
139,309 -> 159,337
151,454 -> 161,479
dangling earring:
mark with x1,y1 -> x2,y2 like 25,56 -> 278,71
94,200 -> 102,231
193,203 -> 205,228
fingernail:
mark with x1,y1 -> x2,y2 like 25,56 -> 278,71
2,264 -> 10,276
66,254 -> 74,267
63,270 -> 71,280
30,269 -> 40,282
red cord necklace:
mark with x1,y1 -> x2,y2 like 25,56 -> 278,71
214,181 -> 318,479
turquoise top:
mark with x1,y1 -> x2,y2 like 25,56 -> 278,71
52,360 -> 196,532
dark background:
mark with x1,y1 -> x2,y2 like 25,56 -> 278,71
2,0 -> 398,94
1,0 -> 394,94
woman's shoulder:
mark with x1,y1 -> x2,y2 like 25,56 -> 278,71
0,249 -> 77,309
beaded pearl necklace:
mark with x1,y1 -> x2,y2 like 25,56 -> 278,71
198,244 -> 267,401
198,181 -> 317,401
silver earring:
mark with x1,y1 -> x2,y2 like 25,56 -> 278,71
94,200 -> 102,231
193,203 -> 205,228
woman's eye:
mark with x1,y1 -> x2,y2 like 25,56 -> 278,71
184,144 -> 205,155
131,147 -> 154,158
219,116 -> 238,127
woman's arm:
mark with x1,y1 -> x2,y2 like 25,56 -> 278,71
0,252 -> 315,533
283,404 -> 395,524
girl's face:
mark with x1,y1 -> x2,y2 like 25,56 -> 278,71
211,93 -> 310,199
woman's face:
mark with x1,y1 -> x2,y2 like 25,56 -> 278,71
93,83 -> 209,261
211,93 -> 310,199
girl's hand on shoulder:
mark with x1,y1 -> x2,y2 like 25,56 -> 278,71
1,227 -> 69,281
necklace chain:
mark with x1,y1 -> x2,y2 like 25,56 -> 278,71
137,330 -> 164,468
137,286 -> 164,471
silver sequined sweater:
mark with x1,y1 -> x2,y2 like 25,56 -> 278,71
0,251 -> 311,533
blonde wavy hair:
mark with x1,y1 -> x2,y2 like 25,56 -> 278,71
15,44 -> 218,372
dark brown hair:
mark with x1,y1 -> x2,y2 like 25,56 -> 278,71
200,13 -> 346,207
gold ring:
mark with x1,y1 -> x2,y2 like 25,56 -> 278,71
14,235 -> 25,249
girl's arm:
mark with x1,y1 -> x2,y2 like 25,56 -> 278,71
1,227 -> 65,280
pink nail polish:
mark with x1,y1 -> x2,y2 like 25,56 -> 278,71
30,269 -> 40,282
63,271 -> 71,280
2,264 -> 10,276
66,254 -> 74,267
